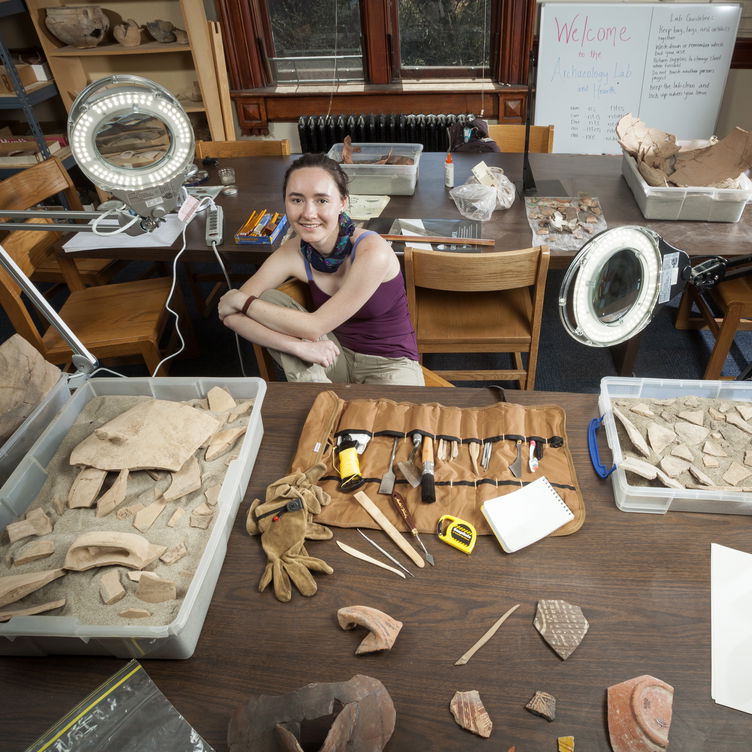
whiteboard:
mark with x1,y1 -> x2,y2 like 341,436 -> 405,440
534,3 -> 741,154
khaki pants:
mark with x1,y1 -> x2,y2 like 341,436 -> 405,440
260,288 -> 425,385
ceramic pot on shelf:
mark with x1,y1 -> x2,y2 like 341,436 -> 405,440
45,6 -> 109,49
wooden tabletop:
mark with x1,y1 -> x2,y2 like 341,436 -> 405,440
2,383 -> 751,751
66,152 -> 752,269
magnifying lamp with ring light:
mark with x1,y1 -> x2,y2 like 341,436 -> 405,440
0,74 -> 195,236
0,74 -> 198,380
559,224 -> 752,374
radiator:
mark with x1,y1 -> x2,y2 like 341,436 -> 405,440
298,113 -> 476,153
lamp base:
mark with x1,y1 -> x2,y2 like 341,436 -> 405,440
515,179 -> 569,199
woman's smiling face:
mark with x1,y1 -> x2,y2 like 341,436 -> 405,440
284,166 -> 347,252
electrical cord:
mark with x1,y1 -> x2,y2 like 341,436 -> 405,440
90,205 -> 141,236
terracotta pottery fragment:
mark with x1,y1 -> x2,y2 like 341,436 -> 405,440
95,468 -> 129,517
228,674 -> 395,752
69,399 -> 219,472
6,507 -> 52,543
525,690 -> 556,721
119,607 -> 151,618
205,483 -> 221,507
113,18 -> 142,47
558,736 -> 575,752
136,571 -> 176,603
45,6 -> 109,48
160,541 -> 188,565
337,605 -> 403,654
614,409 -> 650,457
146,19 -> 176,43
13,538 -> 55,565
533,599 -> 589,660
607,675 -> 673,752
99,569 -> 125,605
116,502 -> 144,520
207,385 -> 237,412
449,690 -> 493,738
64,531 -> 165,571
164,455 -> 202,501
68,466 -> 108,509
0,598 -> 65,622
205,426 -> 246,461
167,507 -> 185,527
0,568 -> 65,608
133,497 -> 168,532
647,423 -> 675,455
229,400 -> 255,421
190,502 -> 214,529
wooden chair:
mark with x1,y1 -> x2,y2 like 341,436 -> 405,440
195,139 -> 291,159
251,277 -> 453,386
404,245 -> 550,389
0,158 -> 127,291
486,124 -> 555,153
0,188 -> 196,377
674,277 -> 752,379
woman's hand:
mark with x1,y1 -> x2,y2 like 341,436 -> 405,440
218,289 -> 249,321
292,338 -> 340,368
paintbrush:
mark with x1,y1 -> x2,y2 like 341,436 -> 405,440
421,436 -> 436,503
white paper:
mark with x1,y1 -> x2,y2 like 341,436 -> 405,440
62,213 -> 186,253
394,219 -> 432,250
711,543 -> 752,714
347,194 -> 390,221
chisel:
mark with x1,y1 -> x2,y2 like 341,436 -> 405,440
390,491 -> 435,566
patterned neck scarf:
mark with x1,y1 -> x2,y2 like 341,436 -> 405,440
299,212 -> 355,273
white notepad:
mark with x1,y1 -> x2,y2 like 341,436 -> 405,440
481,476 -> 574,553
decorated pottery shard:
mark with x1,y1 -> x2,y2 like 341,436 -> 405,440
227,674 -> 395,752
607,675 -> 673,752
69,399 -> 220,472
337,605 -> 403,654
449,690 -> 493,738
533,599 -> 589,660
525,690 -> 556,721
613,409 -> 650,457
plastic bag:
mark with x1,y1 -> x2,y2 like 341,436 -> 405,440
465,166 -> 516,209
24,660 -> 214,752
448,183 -> 497,222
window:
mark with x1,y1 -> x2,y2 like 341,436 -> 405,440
266,0 -> 365,83
396,0 -> 494,78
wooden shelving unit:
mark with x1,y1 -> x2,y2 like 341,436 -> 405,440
25,0 -> 229,140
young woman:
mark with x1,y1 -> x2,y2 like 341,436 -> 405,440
218,153 -> 424,384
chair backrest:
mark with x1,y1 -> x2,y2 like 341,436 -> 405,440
405,246 -> 549,296
486,124 -> 554,153
0,158 -> 87,351
195,139 -> 292,159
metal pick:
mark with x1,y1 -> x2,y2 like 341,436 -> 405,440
357,529 -> 414,577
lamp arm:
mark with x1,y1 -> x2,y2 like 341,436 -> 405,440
0,243 -> 98,377
0,207 -> 149,234
689,255 -> 752,290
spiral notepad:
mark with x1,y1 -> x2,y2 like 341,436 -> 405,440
481,476 -> 574,553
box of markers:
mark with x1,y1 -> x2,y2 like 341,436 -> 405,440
234,209 -> 288,245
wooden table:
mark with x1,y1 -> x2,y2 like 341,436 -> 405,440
2,383 -> 751,751
67,152 -> 752,270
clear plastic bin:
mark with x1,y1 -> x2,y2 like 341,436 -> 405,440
0,376 -> 266,658
326,142 -> 422,195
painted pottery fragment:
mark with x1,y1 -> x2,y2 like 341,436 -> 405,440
533,599 -> 589,660
525,690 -> 556,721
614,409 -> 650,457
228,674 -> 395,752
647,423 -> 675,455
607,675 -> 673,752
337,605 -> 403,654
69,399 -> 219,472
449,690 -> 493,738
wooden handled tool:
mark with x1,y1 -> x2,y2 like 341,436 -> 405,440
380,234 -> 494,247
353,491 -> 425,568
390,491 -> 435,566
421,436 -> 436,503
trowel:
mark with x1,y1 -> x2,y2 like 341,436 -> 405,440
397,433 -> 422,488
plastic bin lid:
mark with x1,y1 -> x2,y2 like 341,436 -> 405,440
558,226 -> 691,347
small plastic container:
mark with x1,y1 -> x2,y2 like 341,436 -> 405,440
598,376 -> 752,516
621,151 -> 751,223
326,142 -> 423,195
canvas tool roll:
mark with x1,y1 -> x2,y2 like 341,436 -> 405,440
290,391 -> 585,537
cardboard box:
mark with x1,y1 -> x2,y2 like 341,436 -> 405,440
622,151 -> 751,223
0,377 -> 266,658
599,376 -> 752,515
0,64 -> 37,94
326,142 -> 423,196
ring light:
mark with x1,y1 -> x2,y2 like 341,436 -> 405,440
68,74 -> 194,229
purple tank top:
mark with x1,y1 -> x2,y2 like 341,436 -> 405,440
303,232 -> 419,360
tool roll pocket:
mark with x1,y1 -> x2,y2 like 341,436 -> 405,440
291,391 -> 584,537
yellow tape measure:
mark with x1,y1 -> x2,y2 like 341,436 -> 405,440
437,514 -> 477,555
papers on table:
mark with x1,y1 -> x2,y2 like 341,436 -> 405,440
347,194 -> 390,221
62,213 -> 186,253
711,543 -> 752,715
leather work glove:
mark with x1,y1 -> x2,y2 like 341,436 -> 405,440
246,463 -> 334,602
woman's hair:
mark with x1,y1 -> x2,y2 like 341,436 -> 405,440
282,153 -> 349,200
